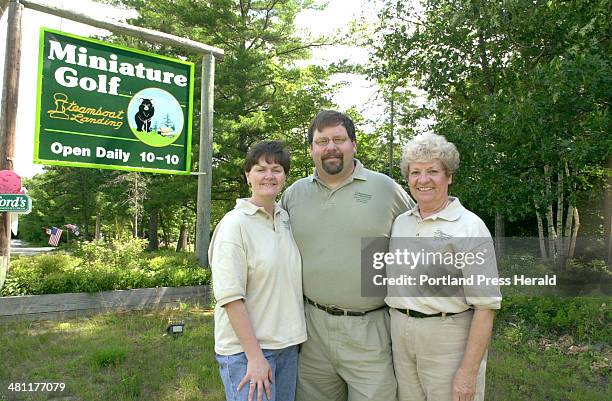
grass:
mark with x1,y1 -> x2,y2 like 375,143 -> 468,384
487,320 -> 611,400
0,303 -> 609,401
485,298 -> 612,401
0,304 -> 225,401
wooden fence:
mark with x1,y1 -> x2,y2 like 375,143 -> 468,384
0,285 -> 211,322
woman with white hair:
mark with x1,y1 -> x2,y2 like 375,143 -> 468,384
385,133 -> 501,401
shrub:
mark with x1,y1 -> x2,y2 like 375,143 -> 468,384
73,238 -> 148,270
563,259 -> 611,283
498,254 -> 555,277
497,296 -> 610,343
2,253 -> 80,296
495,254 -> 610,343
1,240 -> 210,296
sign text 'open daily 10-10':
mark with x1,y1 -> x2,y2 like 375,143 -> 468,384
34,28 -> 194,174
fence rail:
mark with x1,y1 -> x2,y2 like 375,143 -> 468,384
0,285 -> 211,321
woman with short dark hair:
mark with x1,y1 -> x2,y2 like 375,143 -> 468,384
210,141 -> 306,401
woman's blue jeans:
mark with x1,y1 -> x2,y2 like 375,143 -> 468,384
216,345 -> 299,401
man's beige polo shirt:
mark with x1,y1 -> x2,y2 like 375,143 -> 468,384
281,160 -> 413,311
209,199 -> 307,355
385,197 -> 502,314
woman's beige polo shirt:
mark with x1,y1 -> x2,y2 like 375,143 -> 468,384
385,197 -> 502,314
209,199 -> 307,355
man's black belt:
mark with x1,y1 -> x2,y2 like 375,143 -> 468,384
392,307 -> 470,318
305,297 -> 386,316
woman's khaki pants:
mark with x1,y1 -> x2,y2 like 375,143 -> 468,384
390,308 -> 487,401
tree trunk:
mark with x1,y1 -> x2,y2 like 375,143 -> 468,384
563,159 -> 573,259
605,155 -> 612,265
81,198 -> 90,240
114,217 -> 121,240
95,211 -> 101,240
148,210 -> 159,251
556,168 -> 564,259
388,91 -> 395,178
494,211 -> 505,259
133,175 -> 139,238
176,221 -> 188,252
190,223 -> 196,252
133,212 -> 138,238
546,207 -> 557,263
536,208 -> 548,260
569,207 -> 580,259
160,212 -> 170,248
564,204 -> 574,258
607,214 -> 612,266
82,221 -> 90,241
544,165 -> 557,263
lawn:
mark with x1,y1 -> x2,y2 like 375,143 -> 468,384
0,304 -> 225,401
487,324 -> 611,400
0,302 -> 609,401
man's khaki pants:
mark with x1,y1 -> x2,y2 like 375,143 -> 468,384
390,308 -> 487,401
296,303 -> 398,401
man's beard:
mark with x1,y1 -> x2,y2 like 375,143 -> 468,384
321,155 -> 344,175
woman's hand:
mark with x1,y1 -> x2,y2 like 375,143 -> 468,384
224,300 -> 274,401
452,309 -> 495,401
452,367 -> 477,401
237,353 -> 274,401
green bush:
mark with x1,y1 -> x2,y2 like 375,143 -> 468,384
563,259 -> 611,283
498,254 -> 555,277
1,240 -> 210,296
497,296 -> 610,343
2,252 -> 80,296
72,238 -> 147,270
495,254 -> 610,343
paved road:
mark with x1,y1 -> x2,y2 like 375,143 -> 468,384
11,239 -> 55,256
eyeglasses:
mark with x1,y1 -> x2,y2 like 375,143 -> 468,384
313,137 -> 350,147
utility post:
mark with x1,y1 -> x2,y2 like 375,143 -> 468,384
0,0 -> 23,289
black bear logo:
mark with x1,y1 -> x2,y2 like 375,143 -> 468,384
135,98 -> 155,132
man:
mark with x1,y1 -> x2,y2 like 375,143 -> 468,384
281,110 -> 414,401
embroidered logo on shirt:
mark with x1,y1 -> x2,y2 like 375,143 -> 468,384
433,229 -> 453,240
281,220 -> 290,229
354,191 -> 373,204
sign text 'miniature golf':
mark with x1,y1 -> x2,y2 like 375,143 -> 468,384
47,40 -> 189,95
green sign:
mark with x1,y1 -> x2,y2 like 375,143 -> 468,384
0,194 -> 32,214
34,28 -> 194,174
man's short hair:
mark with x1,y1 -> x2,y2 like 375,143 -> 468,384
243,140 -> 291,174
308,110 -> 356,145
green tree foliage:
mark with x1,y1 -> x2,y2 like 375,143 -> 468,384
370,0 -> 611,259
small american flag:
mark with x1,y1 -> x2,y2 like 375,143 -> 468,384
49,227 -> 63,246
64,224 -> 80,236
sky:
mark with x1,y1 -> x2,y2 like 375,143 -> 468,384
0,0 -> 389,178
